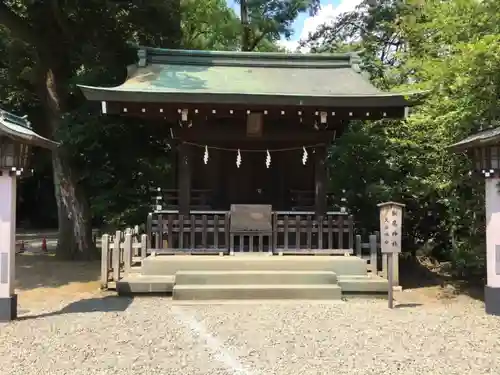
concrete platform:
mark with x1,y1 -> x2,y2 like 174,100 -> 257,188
337,275 -> 389,293
173,284 -> 343,300
141,255 -> 368,276
116,255 -> 389,300
117,275 -> 175,294
175,270 -> 338,285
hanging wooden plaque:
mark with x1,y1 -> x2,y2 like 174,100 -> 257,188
246,113 -> 263,137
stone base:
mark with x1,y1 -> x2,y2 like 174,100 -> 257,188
485,286 -> 500,316
0,294 -> 17,322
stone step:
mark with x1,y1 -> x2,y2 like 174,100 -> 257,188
142,255 -> 368,276
337,275 -> 389,293
175,270 -> 338,285
173,284 -> 342,300
117,275 -> 175,294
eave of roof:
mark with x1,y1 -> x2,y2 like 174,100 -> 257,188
78,47 -> 415,109
78,85 -> 410,107
449,126 -> 500,152
0,109 -> 59,150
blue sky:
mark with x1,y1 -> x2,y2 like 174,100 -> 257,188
225,0 -> 356,50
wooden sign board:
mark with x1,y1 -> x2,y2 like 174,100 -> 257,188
378,201 -> 405,254
230,204 -> 272,232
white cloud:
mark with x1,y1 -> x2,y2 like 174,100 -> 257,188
279,0 -> 363,52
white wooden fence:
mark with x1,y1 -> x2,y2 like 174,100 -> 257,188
356,233 -> 399,284
100,229 -> 147,290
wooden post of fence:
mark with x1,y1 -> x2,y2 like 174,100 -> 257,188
133,225 -> 140,257
141,234 -> 148,259
123,232 -> 132,274
348,215 -> 354,251
355,234 -> 361,256
113,231 -> 121,282
147,213 -> 153,249
101,234 -> 110,290
369,234 -> 378,274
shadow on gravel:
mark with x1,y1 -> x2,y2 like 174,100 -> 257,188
399,256 -> 485,302
394,303 -> 423,309
17,295 -> 133,320
399,257 -> 442,289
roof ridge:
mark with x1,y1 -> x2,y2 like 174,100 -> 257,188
135,45 -> 362,70
0,108 -> 58,149
138,45 -> 358,59
0,109 -> 32,130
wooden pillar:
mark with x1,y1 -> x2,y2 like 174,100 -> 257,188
208,148 -> 221,208
277,152 -> 286,210
178,143 -> 191,215
314,146 -> 327,216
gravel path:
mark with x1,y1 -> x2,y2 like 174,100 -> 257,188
0,296 -> 499,375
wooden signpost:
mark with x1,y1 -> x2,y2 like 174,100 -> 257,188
378,201 -> 405,309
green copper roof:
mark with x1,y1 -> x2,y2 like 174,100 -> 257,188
0,109 -> 58,149
450,125 -> 500,151
79,47 -> 410,108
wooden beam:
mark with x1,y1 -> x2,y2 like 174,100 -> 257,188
176,130 -> 337,144
103,101 -> 405,121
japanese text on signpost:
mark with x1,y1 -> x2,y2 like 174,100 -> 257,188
380,203 -> 403,253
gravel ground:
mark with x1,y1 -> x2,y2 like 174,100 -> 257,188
0,296 -> 499,375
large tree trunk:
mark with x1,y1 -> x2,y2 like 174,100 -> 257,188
51,148 -> 96,260
40,66 -> 97,261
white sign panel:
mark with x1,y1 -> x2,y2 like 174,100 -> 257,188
380,204 -> 403,254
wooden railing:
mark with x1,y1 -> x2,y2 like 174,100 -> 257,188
100,229 -> 147,289
273,212 -> 354,254
357,232 -> 399,283
147,210 -> 354,254
148,211 -> 230,253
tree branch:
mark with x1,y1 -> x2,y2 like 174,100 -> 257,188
49,0 -> 74,43
0,2 -> 38,45
248,30 -> 269,51
189,29 -> 211,44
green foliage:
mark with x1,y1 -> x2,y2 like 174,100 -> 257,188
181,0 -> 240,50
237,0 -> 319,50
246,0 -> 319,42
306,0 -> 500,279
181,0 -> 320,51
306,0 -> 410,87
58,110 -> 173,228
